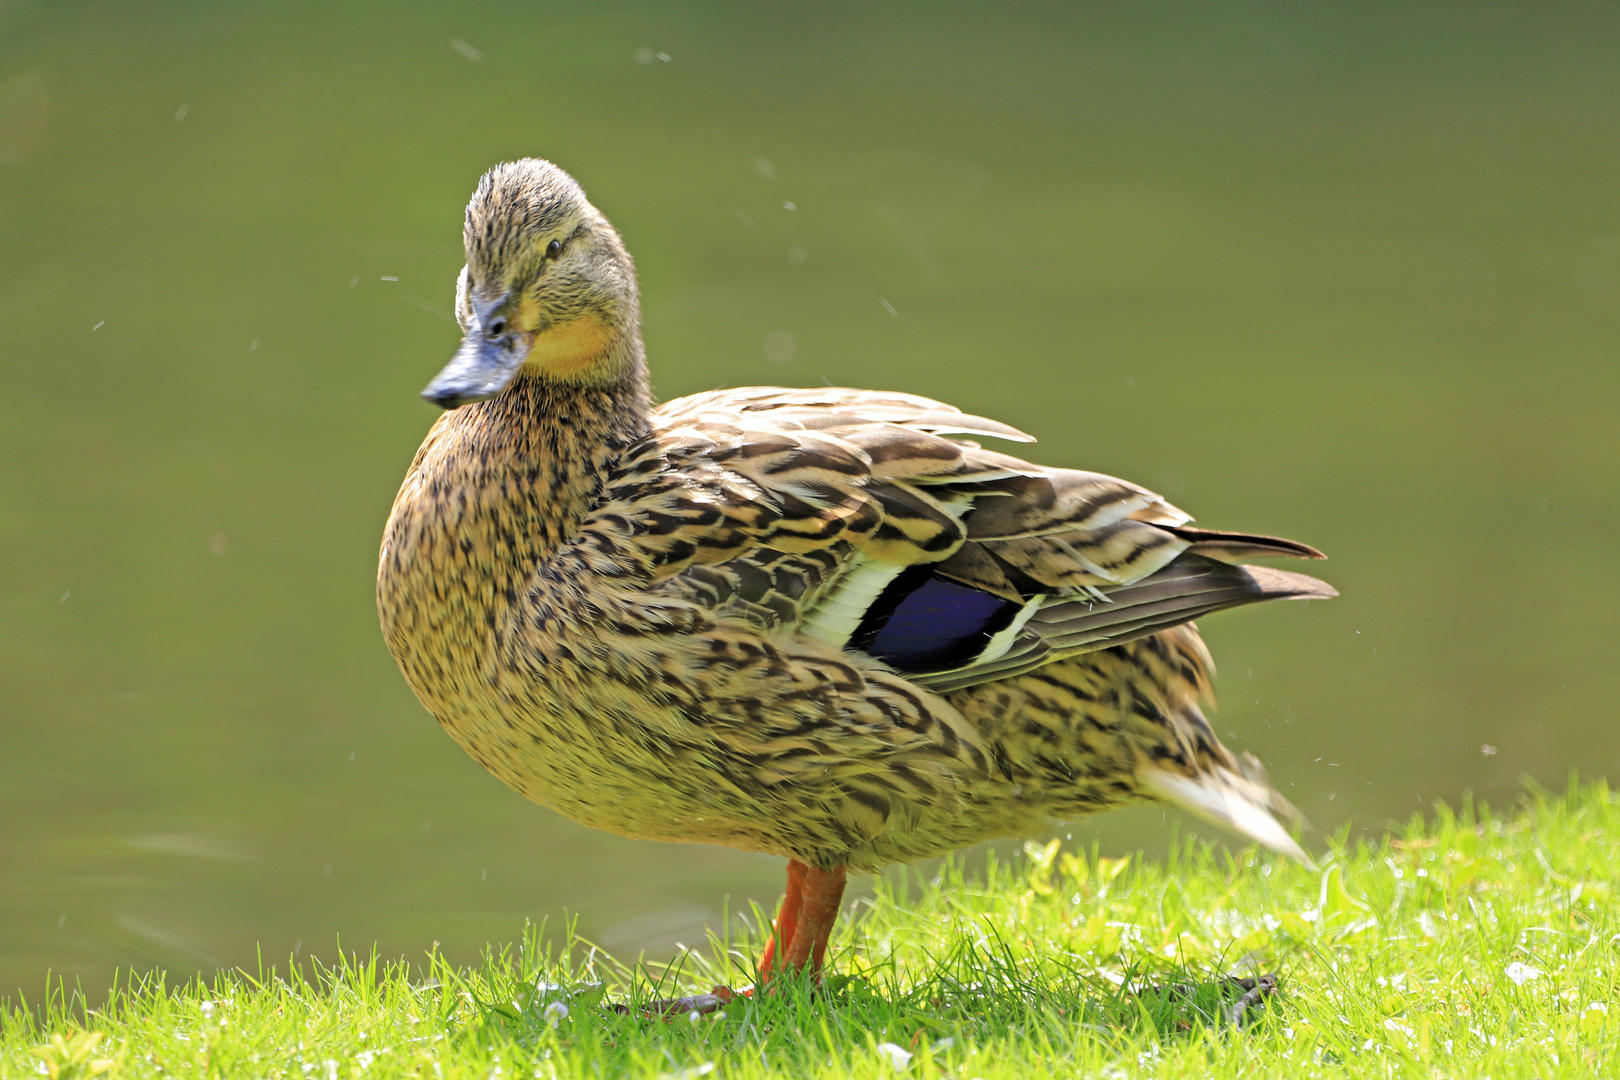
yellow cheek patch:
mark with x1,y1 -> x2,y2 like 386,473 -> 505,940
522,315 -> 613,380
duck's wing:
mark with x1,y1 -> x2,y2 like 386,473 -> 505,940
587,387 -> 1333,690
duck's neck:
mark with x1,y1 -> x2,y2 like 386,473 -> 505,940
452,364 -> 650,550
496,365 -> 649,516
379,364 -> 652,663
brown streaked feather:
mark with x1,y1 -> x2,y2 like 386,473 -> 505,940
1157,524 -> 1328,562
657,386 -> 1035,442
962,470 -> 1182,540
973,519 -> 1189,590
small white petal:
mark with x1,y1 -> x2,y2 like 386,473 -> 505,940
1504,961 -> 1541,986
876,1042 -> 913,1070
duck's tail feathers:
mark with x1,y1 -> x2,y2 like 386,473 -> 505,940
1136,754 -> 1312,865
1159,525 -> 1327,563
916,557 -> 1335,694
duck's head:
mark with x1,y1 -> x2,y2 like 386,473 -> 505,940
422,159 -> 642,409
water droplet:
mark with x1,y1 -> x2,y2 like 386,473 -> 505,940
763,330 -> 797,365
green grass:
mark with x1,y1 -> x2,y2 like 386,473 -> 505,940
5,783 -> 1617,1079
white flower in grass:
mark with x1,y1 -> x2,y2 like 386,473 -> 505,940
661,1065 -> 714,1080
1504,961 -> 1541,986
876,1042 -> 913,1070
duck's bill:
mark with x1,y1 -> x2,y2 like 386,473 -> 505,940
421,333 -> 531,409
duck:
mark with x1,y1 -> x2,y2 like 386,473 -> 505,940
377,158 -> 1336,987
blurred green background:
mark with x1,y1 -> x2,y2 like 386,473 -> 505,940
2,0 -> 1616,1003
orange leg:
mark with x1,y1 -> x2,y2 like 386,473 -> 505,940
758,859 -> 808,980
779,863 -> 847,975
619,860 -> 847,1015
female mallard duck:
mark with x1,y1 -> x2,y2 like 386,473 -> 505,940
378,159 -> 1335,983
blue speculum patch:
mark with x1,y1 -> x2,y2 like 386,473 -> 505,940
853,570 -> 1021,672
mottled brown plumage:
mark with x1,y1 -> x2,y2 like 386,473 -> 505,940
378,158 -> 1335,980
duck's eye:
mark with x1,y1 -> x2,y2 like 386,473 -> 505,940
546,239 -> 563,259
